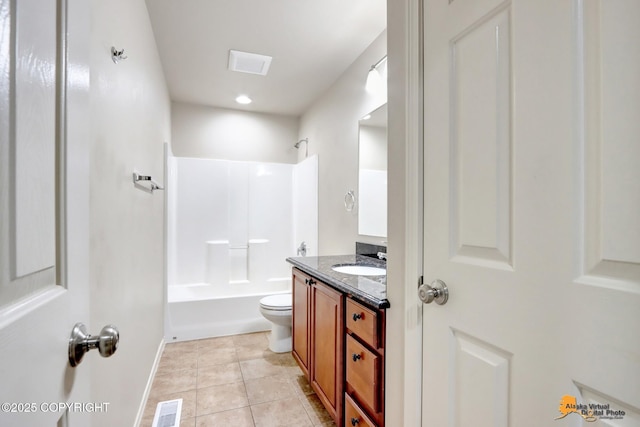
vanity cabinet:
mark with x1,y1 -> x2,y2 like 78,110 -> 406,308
292,268 -> 344,424
291,267 -> 386,427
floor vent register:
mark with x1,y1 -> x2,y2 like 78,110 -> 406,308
151,398 -> 183,427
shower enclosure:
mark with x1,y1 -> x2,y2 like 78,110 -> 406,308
165,148 -> 318,342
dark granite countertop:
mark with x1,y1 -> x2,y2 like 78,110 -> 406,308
286,254 -> 390,309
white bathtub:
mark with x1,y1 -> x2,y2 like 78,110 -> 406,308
165,278 -> 291,342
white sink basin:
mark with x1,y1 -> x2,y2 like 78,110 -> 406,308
332,265 -> 386,276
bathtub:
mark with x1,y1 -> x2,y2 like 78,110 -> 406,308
165,278 -> 291,342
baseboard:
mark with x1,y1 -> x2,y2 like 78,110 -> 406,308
166,318 -> 270,343
134,338 -> 166,427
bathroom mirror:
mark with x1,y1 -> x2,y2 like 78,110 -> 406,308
358,103 -> 387,237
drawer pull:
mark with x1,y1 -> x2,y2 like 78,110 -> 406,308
352,312 -> 363,321
352,353 -> 362,362
351,417 -> 360,426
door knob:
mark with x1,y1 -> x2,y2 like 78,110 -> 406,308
68,323 -> 120,367
418,279 -> 448,305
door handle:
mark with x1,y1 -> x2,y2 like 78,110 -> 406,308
418,279 -> 449,305
68,323 -> 120,367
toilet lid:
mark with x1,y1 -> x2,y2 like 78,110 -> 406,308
260,293 -> 292,310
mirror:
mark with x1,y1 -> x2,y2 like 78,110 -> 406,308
358,103 -> 387,237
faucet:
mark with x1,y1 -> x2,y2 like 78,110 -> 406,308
377,251 -> 387,261
297,241 -> 307,257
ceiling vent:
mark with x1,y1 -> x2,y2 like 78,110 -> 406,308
228,50 -> 272,76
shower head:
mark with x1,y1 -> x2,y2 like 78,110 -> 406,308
294,138 -> 308,149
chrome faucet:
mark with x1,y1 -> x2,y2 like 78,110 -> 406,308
377,251 -> 387,261
297,241 -> 307,257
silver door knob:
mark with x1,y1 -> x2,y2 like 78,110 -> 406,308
68,323 -> 120,367
418,279 -> 449,305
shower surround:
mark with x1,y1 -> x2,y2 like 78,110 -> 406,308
165,154 -> 318,342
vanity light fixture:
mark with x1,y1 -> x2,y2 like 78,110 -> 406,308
235,95 -> 252,105
366,55 -> 388,93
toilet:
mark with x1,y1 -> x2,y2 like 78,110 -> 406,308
259,293 -> 293,353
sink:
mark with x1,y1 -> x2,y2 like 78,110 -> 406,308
332,264 -> 386,276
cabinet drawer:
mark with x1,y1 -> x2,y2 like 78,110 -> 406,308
346,298 -> 379,348
344,394 -> 377,427
346,334 -> 380,412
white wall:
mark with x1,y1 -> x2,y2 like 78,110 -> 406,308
299,31 -> 387,254
90,0 -> 170,425
172,101 -> 299,164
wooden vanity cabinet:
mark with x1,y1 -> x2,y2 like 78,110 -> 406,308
292,268 -> 344,424
291,267 -> 386,427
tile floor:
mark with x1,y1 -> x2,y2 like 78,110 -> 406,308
141,332 -> 336,427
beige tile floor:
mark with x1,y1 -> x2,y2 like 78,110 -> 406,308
141,332 -> 336,427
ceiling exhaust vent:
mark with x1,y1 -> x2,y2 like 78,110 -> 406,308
228,50 -> 272,76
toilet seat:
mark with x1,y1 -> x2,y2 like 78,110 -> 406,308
259,293 -> 292,311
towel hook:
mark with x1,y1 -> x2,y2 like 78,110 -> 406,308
111,46 -> 128,64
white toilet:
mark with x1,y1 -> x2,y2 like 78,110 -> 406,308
259,293 -> 293,353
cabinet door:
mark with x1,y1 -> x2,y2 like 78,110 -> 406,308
292,269 -> 310,376
311,280 -> 344,424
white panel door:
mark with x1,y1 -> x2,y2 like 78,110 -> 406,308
0,0 -> 92,426
422,0 -> 640,426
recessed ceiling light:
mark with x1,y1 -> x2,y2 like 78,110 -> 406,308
235,95 -> 252,105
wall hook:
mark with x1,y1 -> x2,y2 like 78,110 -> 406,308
111,46 -> 128,64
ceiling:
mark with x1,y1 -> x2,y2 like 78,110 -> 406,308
145,0 -> 387,117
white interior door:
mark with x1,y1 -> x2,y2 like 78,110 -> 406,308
0,1 -> 92,426
421,0 -> 640,426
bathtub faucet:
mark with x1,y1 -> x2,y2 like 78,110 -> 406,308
297,241 -> 307,257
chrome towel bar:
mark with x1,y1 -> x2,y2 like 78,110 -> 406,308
133,172 -> 164,193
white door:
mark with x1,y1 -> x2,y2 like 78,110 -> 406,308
421,0 -> 640,426
0,1 -> 92,426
